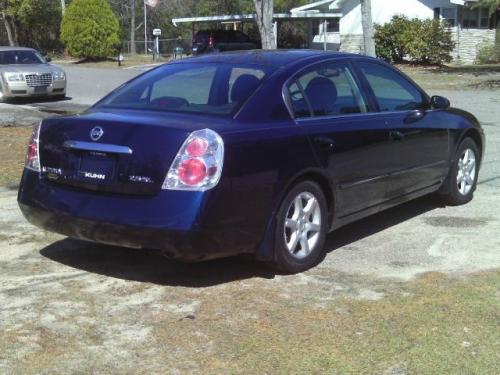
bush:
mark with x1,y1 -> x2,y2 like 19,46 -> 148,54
375,15 -> 455,65
61,0 -> 121,59
475,43 -> 500,64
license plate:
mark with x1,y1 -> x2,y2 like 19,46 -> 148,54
34,86 -> 48,93
78,153 -> 114,182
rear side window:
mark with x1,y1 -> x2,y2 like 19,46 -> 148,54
96,63 -> 269,116
150,66 -> 216,104
288,63 -> 367,118
358,62 -> 426,112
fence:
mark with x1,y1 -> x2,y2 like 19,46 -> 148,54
122,38 -> 192,56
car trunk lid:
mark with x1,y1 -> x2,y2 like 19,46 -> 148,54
38,109 -> 228,195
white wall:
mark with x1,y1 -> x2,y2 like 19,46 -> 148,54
340,0 -> 454,35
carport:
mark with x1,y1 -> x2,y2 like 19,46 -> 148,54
172,10 -> 343,51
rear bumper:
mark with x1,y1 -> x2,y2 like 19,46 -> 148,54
18,170 -> 255,261
19,202 -> 230,260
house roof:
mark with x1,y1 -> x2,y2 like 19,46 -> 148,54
172,12 -> 342,26
291,0 -> 346,13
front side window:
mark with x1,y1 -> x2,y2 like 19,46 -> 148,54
96,63 -> 268,116
358,62 -> 426,112
288,63 -> 367,118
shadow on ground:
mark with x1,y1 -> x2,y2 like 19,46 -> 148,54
40,194 -> 444,287
6,96 -> 71,105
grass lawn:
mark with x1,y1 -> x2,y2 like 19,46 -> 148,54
212,271 -> 500,374
53,53 -> 178,69
0,126 -> 31,187
399,64 -> 500,91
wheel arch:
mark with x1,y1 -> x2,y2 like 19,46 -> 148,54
284,171 -> 335,225
255,169 -> 336,261
458,128 -> 484,167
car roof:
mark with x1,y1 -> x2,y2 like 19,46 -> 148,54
0,46 -> 37,52
172,49 -> 370,68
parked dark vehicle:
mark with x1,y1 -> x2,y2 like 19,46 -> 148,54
18,50 -> 485,273
192,30 -> 260,54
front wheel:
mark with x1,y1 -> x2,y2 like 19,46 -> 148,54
273,181 -> 328,274
441,137 -> 480,206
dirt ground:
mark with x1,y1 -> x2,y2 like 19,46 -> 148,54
0,86 -> 499,373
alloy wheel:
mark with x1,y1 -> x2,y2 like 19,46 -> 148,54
283,192 -> 322,259
457,148 -> 476,196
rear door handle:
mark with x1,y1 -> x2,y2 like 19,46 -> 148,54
389,131 -> 405,141
313,136 -> 335,150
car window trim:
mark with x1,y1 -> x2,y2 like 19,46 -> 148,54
282,58 -> 373,121
294,108 -> 401,125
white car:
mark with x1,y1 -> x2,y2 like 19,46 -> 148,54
0,47 -> 66,102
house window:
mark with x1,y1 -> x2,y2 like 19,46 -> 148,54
463,7 -> 479,28
313,20 -> 339,35
441,8 -> 456,27
462,7 -> 492,29
480,8 -> 490,28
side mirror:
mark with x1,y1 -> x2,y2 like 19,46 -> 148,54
45,57 -> 52,63
430,95 -> 450,110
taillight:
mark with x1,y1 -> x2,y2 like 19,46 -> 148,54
25,122 -> 41,172
162,129 -> 224,191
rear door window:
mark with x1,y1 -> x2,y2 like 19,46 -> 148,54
357,62 -> 426,112
288,63 -> 368,118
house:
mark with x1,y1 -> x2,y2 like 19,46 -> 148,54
294,0 -> 499,63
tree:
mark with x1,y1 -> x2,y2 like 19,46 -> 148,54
474,0 -> 500,60
61,0 -> 121,59
254,0 -> 276,49
1,0 -> 61,50
360,0 -> 375,56
1,0 -> 19,46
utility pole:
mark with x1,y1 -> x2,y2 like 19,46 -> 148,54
144,0 -> 147,54
60,0 -> 65,14
130,0 -> 136,54
360,0 -> 376,57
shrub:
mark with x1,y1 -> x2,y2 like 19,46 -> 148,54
475,43 -> 500,64
375,15 -> 455,65
61,0 -> 121,59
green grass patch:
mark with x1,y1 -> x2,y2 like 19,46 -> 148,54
399,64 -> 500,91
198,271 -> 500,374
0,127 -> 31,187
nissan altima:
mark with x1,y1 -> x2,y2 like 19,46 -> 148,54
18,50 -> 484,273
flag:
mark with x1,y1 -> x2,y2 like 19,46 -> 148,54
145,0 -> 159,7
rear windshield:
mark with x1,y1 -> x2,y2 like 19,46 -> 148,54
0,50 -> 46,65
95,63 -> 269,116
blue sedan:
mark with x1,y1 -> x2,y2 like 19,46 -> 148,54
18,50 -> 485,273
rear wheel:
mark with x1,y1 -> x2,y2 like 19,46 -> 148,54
273,181 -> 328,274
441,137 -> 479,205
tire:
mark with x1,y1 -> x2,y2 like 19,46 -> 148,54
441,137 -> 480,206
273,180 -> 329,274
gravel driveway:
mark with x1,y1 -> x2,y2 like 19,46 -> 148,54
0,89 -> 499,374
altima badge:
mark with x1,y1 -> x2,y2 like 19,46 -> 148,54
90,126 -> 104,141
